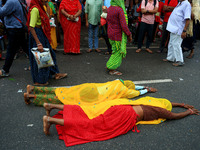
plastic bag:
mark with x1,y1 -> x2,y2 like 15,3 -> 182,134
31,48 -> 55,69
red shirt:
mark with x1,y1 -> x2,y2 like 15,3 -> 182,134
163,0 -> 178,22
155,1 -> 164,22
107,6 -> 131,41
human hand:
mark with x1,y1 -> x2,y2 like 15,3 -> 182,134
37,43 -> 44,52
183,104 -> 194,109
70,15 -> 75,21
102,6 -> 107,13
181,32 -> 187,39
128,34 -> 132,42
86,21 -> 89,28
188,108 -> 200,115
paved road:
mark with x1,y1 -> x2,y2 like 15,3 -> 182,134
0,28 -> 200,150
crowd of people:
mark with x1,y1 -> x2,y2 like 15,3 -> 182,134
0,0 -> 199,147
0,0 -> 199,80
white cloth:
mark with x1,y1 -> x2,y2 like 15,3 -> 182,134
166,0 -> 191,35
167,33 -> 184,63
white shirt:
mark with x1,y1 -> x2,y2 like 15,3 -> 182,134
166,0 -> 191,35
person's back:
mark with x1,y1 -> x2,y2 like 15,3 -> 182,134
1,0 -> 23,29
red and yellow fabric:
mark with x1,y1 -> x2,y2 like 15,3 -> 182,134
59,0 -> 82,54
44,4 -> 57,50
53,97 -> 172,147
27,0 -> 51,43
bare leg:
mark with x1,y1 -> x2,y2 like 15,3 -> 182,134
43,115 -> 64,135
186,49 -> 194,59
43,103 -> 64,116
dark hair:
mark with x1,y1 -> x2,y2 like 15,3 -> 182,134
2,0 -> 7,5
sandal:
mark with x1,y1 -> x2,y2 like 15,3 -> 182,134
0,69 -> 9,77
33,82 -> 49,86
55,73 -> 68,80
136,49 -> 142,53
109,70 -> 122,76
172,62 -> 184,67
86,49 -> 92,53
24,93 -> 31,105
24,66 -> 31,71
95,49 -> 101,53
105,52 -> 111,55
146,48 -> 153,54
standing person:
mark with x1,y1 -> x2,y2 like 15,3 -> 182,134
181,0 -> 195,59
85,0 -> 103,53
44,0 -> 58,51
158,0 -> 178,53
59,0 -> 82,54
27,0 -> 67,85
0,19 -> 5,60
164,0 -> 191,66
135,0 -> 158,54
106,0 -> 132,75
0,0 -> 28,77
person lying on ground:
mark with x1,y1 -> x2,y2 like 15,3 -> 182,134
24,79 -> 157,106
42,98 -> 199,147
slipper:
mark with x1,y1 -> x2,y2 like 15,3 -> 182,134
109,70 -> 122,76
24,67 -> 31,71
136,49 -> 142,53
34,82 -> 49,86
105,52 -> 111,55
86,49 -> 92,53
146,49 -> 153,54
55,73 -> 68,80
95,49 -> 101,53
172,62 -> 184,67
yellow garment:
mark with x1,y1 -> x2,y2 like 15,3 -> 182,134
55,80 -> 172,124
55,80 -> 140,106
30,7 -> 42,27
44,5 -> 57,49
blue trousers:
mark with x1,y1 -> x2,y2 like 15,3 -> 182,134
88,23 -> 99,49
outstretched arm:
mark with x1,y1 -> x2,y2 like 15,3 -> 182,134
171,102 -> 194,109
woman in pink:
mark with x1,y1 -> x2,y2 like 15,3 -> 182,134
59,0 -> 82,54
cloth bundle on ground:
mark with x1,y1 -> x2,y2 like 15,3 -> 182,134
53,97 -> 172,147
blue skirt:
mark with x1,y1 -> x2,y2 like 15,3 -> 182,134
29,28 -> 59,84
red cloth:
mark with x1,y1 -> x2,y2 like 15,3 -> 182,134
54,105 -> 138,147
136,4 -> 142,22
163,0 -> 178,22
155,1 -> 164,22
27,0 -> 51,43
59,0 -> 82,54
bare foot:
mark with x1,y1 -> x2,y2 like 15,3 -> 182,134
186,53 -> 194,59
24,93 -> 31,105
27,85 -> 34,94
43,103 -> 52,116
43,115 -> 51,135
